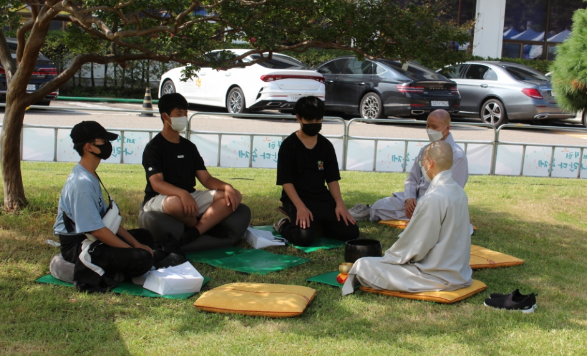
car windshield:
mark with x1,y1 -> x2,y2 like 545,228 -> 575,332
503,66 -> 549,82
378,60 -> 445,80
248,54 -> 308,69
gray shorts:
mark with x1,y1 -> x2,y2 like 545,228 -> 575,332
143,190 -> 217,215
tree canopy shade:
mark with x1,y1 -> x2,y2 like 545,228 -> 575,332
0,0 -> 472,210
551,7 -> 587,113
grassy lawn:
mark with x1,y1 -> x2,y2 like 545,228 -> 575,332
1,162 -> 586,355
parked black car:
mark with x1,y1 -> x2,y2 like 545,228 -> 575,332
316,56 -> 460,119
0,38 -> 59,105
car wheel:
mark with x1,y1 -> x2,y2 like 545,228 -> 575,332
582,110 -> 587,128
161,80 -> 176,95
226,87 -> 247,114
480,99 -> 508,127
360,92 -> 384,119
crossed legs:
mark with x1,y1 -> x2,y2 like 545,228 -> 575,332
162,190 -> 234,235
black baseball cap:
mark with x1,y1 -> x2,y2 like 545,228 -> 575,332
70,121 -> 119,144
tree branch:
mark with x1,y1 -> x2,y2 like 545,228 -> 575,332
115,0 -> 136,9
174,2 -> 201,30
15,19 -> 34,64
0,31 -> 17,86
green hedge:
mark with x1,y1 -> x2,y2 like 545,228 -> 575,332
282,48 -> 354,68
470,55 -> 553,74
283,48 -> 554,73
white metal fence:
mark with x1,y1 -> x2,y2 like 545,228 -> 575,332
2,104 -> 586,179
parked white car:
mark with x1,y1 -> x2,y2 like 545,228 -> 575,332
158,49 -> 325,113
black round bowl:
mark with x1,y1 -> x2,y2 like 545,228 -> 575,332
344,239 -> 383,263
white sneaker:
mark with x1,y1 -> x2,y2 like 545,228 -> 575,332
349,203 -> 371,220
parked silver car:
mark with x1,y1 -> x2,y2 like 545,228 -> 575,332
559,110 -> 586,127
438,61 -> 574,126
544,72 -> 586,128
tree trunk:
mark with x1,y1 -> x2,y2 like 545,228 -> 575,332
130,63 -> 134,90
1,97 -> 28,210
103,62 -> 108,88
142,61 -> 146,86
90,62 -> 95,87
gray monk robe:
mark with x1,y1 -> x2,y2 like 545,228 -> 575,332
369,133 -> 468,221
342,170 -> 473,295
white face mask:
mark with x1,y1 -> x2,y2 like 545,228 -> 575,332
421,161 -> 432,182
426,126 -> 447,142
168,116 -> 187,132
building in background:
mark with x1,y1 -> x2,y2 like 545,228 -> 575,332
452,0 -> 587,60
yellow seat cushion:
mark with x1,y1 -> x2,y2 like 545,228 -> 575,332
378,219 -> 410,229
470,244 -> 524,269
194,283 -> 316,318
379,219 -> 478,231
360,279 -> 487,304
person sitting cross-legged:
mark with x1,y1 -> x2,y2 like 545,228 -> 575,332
349,109 -> 468,222
273,96 -> 359,247
54,121 -> 154,292
141,93 -> 249,251
342,140 -> 473,295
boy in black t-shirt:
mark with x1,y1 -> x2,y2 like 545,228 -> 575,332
142,93 -> 246,247
274,96 -> 359,246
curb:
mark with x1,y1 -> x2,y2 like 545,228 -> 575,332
55,96 -> 159,104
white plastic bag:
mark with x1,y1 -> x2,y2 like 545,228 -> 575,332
102,199 -> 122,235
143,262 -> 204,295
244,227 -> 286,249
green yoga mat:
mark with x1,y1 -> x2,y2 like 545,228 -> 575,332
253,225 -> 345,253
36,275 -> 210,300
205,249 -> 310,275
306,271 -> 360,290
185,247 -> 248,263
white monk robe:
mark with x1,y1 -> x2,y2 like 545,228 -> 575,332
342,169 -> 472,295
369,133 -> 468,221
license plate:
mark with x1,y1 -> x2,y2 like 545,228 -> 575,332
27,84 -> 35,91
289,96 -> 301,102
431,101 -> 449,107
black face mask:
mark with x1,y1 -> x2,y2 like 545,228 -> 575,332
91,141 -> 113,160
302,123 -> 322,137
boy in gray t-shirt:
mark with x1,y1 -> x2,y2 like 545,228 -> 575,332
54,121 -> 154,292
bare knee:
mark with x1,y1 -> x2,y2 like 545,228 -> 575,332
205,198 -> 233,216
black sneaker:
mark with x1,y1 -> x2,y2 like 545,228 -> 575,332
484,291 -> 537,313
154,252 -> 188,269
489,289 -> 538,310
179,227 -> 201,246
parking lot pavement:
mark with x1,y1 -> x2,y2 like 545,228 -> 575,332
2,101 -> 585,147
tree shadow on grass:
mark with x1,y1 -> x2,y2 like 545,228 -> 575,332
0,259 -> 132,356
155,202 -> 587,354
2,180 -> 587,353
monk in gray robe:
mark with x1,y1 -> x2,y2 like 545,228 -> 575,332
348,109 -> 468,222
342,141 -> 473,295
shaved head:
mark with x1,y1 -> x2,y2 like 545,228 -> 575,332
427,109 -> 451,126
423,140 -> 453,171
